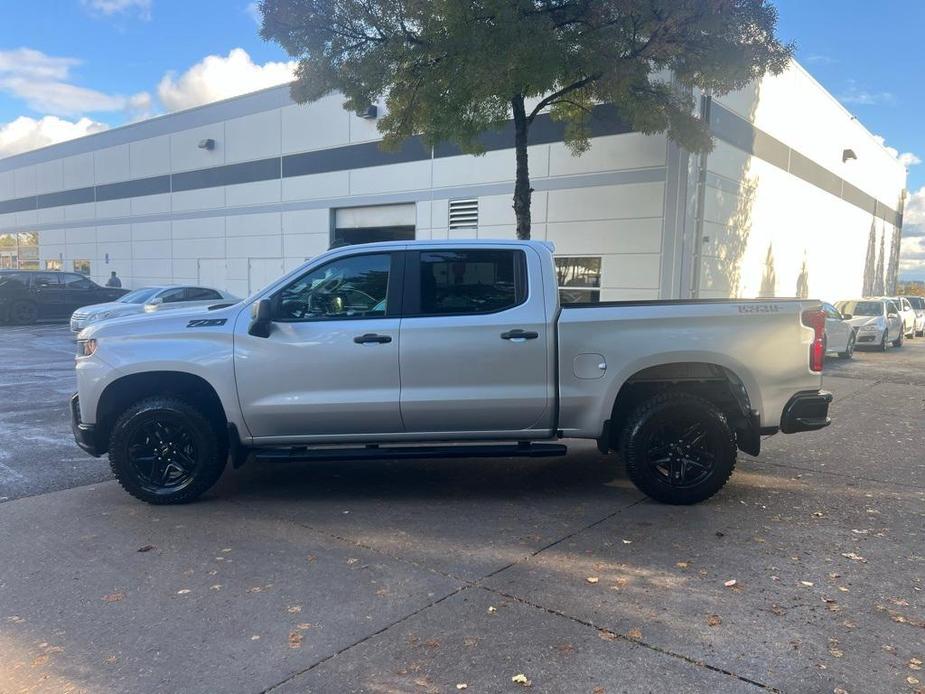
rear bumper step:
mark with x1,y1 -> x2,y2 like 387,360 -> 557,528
254,442 -> 567,464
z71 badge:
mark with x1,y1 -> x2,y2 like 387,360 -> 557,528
187,319 -> 227,328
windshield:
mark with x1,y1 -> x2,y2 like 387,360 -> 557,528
837,301 -> 881,317
118,287 -> 161,304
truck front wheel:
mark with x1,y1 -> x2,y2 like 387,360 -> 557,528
620,392 -> 737,505
108,397 -> 226,504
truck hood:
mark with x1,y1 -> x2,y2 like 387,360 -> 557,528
78,301 -> 243,339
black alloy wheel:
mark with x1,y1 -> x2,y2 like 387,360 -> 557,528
127,417 -> 200,495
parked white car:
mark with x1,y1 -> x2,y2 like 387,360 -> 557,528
835,299 -> 904,350
878,296 -> 917,338
901,295 -> 925,337
820,302 -> 856,359
71,285 -> 237,333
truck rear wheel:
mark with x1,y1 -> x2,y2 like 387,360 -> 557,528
620,392 -> 737,505
108,397 -> 226,505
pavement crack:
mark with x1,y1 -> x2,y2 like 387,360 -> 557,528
477,585 -> 778,692
260,584 -> 472,693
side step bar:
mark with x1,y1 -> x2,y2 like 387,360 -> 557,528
253,442 -> 568,464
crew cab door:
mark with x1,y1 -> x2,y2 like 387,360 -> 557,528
398,247 -> 553,435
234,251 -> 404,439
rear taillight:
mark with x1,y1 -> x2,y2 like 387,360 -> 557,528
801,308 -> 825,372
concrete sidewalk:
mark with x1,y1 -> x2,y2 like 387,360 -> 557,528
2,374 -> 923,694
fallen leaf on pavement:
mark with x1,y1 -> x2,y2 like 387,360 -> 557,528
456,685 -> 468,690
707,615 -> 721,627
288,631 -> 304,649
909,658 -> 922,670
295,623 -> 312,630
908,676 -> 920,685
7,616 -> 25,624
586,577 -> 599,584
598,630 -> 617,641
511,673 -> 531,686
626,628 -> 642,640
250,635 -> 260,641
622,539 -> 632,544
210,585 -> 222,591
137,545 -> 156,553
102,593 -> 124,603
676,561 -> 690,569
841,552 -> 867,563
724,579 -> 737,588
287,605 -> 302,614
176,589 -> 191,595
800,581 -> 815,587
488,606 -> 497,614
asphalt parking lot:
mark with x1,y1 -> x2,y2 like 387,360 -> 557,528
1,324 -> 923,693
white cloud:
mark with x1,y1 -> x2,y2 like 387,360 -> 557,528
82,0 -> 152,19
0,48 -> 147,117
157,48 -> 295,112
873,135 -> 921,169
0,115 -> 108,157
838,80 -> 895,107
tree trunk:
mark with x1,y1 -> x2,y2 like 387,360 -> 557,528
511,95 -> 532,240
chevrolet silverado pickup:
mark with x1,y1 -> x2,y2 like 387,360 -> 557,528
71,240 -> 832,506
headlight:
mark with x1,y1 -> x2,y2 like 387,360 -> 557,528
859,324 -> 880,331
88,311 -> 112,323
76,338 -> 98,357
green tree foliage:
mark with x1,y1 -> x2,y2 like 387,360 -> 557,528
260,0 -> 792,239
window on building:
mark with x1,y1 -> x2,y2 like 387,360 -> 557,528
73,259 -> 91,275
332,204 -> 416,248
418,249 -> 522,315
274,253 -> 392,321
555,257 -> 601,304
45,259 -> 62,271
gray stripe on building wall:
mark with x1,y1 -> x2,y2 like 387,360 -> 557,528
35,186 -> 95,209
0,166 -> 666,235
173,157 -> 281,191
709,101 -> 902,227
96,175 -> 171,201
0,105 -> 634,215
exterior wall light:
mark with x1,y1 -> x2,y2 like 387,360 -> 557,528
198,138 -> 216,150
357,105 -> 378,120
842,148 -> 857,163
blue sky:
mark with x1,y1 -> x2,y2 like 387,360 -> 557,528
0,0 -> 922,277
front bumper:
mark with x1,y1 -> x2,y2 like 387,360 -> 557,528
70,394 -> 104,457
780,390 -> 833,434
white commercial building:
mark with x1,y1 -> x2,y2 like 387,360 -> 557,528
0,61 -> 906,303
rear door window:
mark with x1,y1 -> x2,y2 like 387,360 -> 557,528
413,249 -> 525,316
185,287 -> 224,301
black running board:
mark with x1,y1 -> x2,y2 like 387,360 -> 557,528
253,442 -> 568,464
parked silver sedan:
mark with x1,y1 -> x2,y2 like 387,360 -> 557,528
835,299 -> 904,351
70,285 -> 238,333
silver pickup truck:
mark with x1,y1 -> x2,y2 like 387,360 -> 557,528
71,240 -> 832,506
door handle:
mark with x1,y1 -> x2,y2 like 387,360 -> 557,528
501,329 -> 539,341
354,333 -> 392,344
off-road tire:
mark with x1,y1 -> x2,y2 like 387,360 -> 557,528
109,397 -> 226,505
621,391 -> 737,505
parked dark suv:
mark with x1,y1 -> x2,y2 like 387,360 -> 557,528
0,270 -> 128,324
